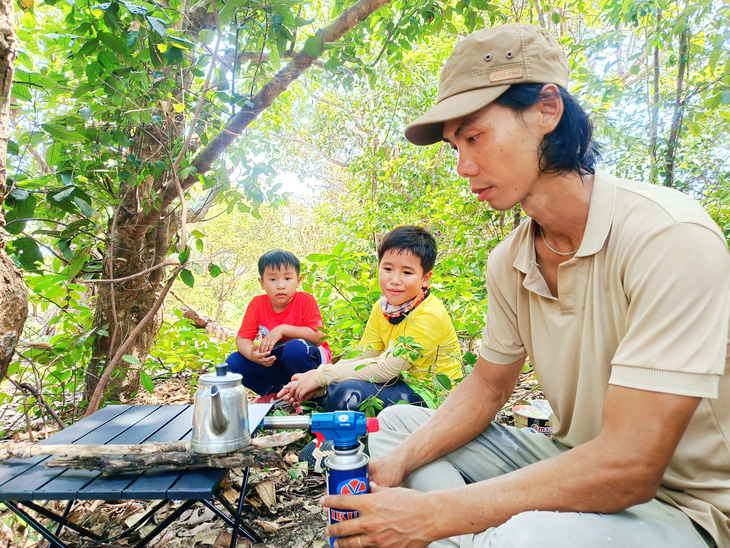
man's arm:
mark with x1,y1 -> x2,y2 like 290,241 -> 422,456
369,355 -> 525,485
326,382 -> 700,547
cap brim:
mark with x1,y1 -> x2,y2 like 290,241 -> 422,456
404,85 -> 511,145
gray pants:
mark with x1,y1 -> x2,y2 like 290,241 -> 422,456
369,405 -> 714,548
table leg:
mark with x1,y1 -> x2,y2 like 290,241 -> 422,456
53,500 -> 74,538
130,499 -> 197,548
203,496 -> 262,544
4,501 -> 69,548
229,467 -> 251,548
15,500 -> 105,541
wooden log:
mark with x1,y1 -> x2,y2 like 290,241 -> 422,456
3,430 -> 306,460
6,440 -> 190,459
46,446 -> 286,475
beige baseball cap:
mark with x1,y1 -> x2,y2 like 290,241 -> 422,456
405,23 -> 570,145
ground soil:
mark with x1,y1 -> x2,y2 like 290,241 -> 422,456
0,372 -> 542,547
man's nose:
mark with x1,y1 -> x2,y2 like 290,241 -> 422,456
456,150 -> 478,178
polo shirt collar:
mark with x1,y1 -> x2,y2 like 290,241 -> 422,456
513,169 -> 617,275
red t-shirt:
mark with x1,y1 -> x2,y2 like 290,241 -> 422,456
237,291 -> 331,360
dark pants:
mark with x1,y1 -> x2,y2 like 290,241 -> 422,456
226,338 -> 322,396
323,378 -> 426,416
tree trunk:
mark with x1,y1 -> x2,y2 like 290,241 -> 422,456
83,0 -> 394,405
0,0 -> 26,381
85,127 -> 180,401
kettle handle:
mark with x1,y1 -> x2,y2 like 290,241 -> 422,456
215,363 -> 228,377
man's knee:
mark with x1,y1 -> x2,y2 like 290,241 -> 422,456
482,511 -> 591,548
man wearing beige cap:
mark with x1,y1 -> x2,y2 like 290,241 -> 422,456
323,23 -> 730,548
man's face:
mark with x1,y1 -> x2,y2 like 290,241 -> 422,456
442,102 -> 545,211
259,264 -> 301,311
378,249 -> 432,307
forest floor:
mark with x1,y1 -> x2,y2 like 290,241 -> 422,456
0,372 -> 543,548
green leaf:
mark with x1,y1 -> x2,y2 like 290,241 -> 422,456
165,46 -> 183,65
149,36 -> 163,68
146,16 -> 167,37
99,49 -> 118,70
73,196 -> 95,218
65,247 -> 89,278
45,141 -> 63,167
180,268 -> 194,287
435,373 -> 452,390
10,237 -> 44,270
86,62 -> 102,84
198,28 -> 215,45
140,370 -> 155,393
42,123 -> 84,142
304,36 -> 323,58
122,354 -> 142,365
121,0 -> 147,15
11,82 -> 32,102
209,264 -> 223,278
76,38 -> 101,58
98,31 -> 128,55
127,30 -> 139,49
178,247 -> 191,264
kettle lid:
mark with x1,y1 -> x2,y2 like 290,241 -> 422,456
199,363 -> 243,386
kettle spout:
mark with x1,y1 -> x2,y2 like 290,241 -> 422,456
210,385 -> 229,435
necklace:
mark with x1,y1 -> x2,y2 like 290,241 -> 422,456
539,225 -> 578,256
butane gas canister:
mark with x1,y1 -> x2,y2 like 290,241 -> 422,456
325,445 -> 369,547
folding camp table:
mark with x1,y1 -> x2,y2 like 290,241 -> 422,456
0,402 -> 273,548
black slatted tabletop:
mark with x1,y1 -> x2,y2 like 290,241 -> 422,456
0,403 -> 272,503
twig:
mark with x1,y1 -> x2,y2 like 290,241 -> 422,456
77,258 -> 181,284
85,265 -> 185,416
6,376 -> 67,430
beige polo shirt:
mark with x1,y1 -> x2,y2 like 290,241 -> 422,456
480,169 -> 730,544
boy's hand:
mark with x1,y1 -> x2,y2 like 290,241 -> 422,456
259,326 -> 284,354
249,345 -> 276,367
277,370 -> 320,404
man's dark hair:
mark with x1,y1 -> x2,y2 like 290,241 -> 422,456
377,226 -> 437,273
494,83 -> 601,175
258,249 -> 301,277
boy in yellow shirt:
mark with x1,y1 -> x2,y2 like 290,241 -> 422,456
278,225 -> 462,413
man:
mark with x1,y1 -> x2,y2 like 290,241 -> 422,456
322,23 -> 730,548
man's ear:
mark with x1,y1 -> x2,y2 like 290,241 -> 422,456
423,270 -> 433,286
258,278 -> 264,289
537,83 -> 564,134
297,275 -> 303,287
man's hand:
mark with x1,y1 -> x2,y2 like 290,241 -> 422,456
367,454 -> 407,488
324,482 -> 439,548
259,326 -> 284,354
277,369 -> 320,404
249,345 -> 276,367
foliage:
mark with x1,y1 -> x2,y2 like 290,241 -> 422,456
1,0 -> 728,425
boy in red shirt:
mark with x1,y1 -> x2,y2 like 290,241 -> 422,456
226,249 -> 331,400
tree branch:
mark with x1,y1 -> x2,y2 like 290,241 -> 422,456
131,0 -> 393,238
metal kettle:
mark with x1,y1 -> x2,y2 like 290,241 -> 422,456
190,363 -> 250,454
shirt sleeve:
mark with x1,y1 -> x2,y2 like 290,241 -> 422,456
298,292 -> 325,331
315,352 -> 409,386
610,222 -> 730,398
358,305 -> 386,352
480,247 -> 529,364
237,297 -> 261,340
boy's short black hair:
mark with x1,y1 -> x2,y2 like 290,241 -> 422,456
258,249 -> 301,277
377,226 -> 437,273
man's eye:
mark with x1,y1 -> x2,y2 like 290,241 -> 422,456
466,134 -> 478,143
